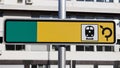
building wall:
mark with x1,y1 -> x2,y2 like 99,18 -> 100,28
1,0 -> 120,13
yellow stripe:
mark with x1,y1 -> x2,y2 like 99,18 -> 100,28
37,21 -> 114,43
37,22 -> 81,42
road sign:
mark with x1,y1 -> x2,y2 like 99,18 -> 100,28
5,19 -> 115,44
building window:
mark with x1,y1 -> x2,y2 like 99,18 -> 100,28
117,39 -> 120,44
97,46 -> 114,52
40,15 -> 52,19
6,45 -> 15,50
31,64 -> 47,68
52,45 -> 70,51
31,12 -> 58,19
0,37 -> 3,43
77,0 -> 84,1
106,0 -> 113,2
17,0 -> 23,3
86,0 -> 94,1
6,44 -> 25,51
77,0 -> 94,1
105,46 -> 114,51
66,45 -> 70,51
16,45 -> 25,50
31,65 -> 37,68
76,46 -> 84,51
76,45 -> 94,51
0,11 -> 3,17
52,45 -> 58,51
97,0 -> 104,2
118,46 -> 120,52
96,0 -> 113,2
97,46 -> 103,51
76,45 -> 114,52
85,46 -> 94,51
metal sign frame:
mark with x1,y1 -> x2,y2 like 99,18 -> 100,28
4,19 -> 116,44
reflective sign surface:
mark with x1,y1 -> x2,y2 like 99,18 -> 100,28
5,19 -> 115,44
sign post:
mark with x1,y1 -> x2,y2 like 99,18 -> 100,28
58,0 -> 66,68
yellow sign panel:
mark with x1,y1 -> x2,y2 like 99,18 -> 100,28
37,20 -> 115,44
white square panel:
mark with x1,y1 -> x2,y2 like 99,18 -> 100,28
82,24 -> 98,41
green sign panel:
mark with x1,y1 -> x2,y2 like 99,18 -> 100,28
5,20 -> 37,42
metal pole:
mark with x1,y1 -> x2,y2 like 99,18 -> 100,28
58,0 -> 66,68
58,45 -> 66,68
59,0 -> 66,19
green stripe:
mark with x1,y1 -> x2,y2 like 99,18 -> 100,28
6,20 -> 37,42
